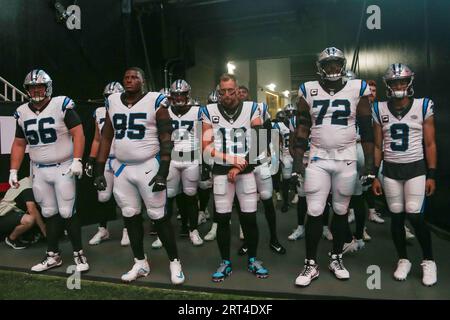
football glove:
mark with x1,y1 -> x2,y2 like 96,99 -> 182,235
84,157 -> 95,177
64,158 -> 83,179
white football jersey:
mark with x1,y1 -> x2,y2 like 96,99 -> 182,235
272,121 -> 290,158
202,101 -> 260,165
168,105 -> 202,152
14,96 -> 75,164
107,92 -> 168,163
298,79 -> 371,160
373,98 -> 434,164
94,106 -> 115,157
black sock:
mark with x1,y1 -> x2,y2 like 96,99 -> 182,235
407,213 -> 433,260
239,212 -> 258,258
46,215 -> 64,253
123,215 -> 144,260
216,213 -> 231,261
322,201 -> 330,226
352,195 -> 367,240
297,196 -> 307,226
176,193 -> 189,229
198,188 -> 211,212
331,214 -> 347,254
272,172 -> 280,193
344,212 -> 353,243
363,190 -> 375,210
391,212 -> 407,259
154,215 -> 178,261
305,215 -> 322,261
262,199 -> 278,243
65,214 -> 83,252
281,180 -> 289,206
166,197 -> 175,220
185,194 -> 199,231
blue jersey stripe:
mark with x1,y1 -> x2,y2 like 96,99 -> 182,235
62,97 -> 71,112
373,101 -> 381,124
197,106 -> 203,121
422,98 -> 430,119
251,102 -> 258,119
359,80 -> 368,97
299,84 -> 307,98
202,105 -> 211,121
155,94 -> 165,110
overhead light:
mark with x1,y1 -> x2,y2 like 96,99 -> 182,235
227,62 -> 236,74
282,90 -> 290,98
266,83 -> 276,91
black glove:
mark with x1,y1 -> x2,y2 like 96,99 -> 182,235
84,157 -> 95,178
94,175 -> 107,191
148,174 -> 167,192
201,163 -> 211,181
93,161 -> 107,190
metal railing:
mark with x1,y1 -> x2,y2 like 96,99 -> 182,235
0,76 -> 27,102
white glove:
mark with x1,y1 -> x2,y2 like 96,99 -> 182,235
9,169 -> 19,188
64,158 -> 83,179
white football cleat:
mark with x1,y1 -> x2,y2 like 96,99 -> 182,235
368,210 -> 385,224
363,227 -> 372,241
405,226 -> 415,240
322,226 -> 333,241
204,223 -> 217,241
152,237 -> 163,249
288,225 -> 305,241
348,209 -> 355,223
421,260 -> 437,287
189,229 -> 204,246
295,259 -> 319,287
329,253 -> 350,280
275,192 -> 282,201
121,228 -> 130,246
394,259 -> 412,281
31,251 -> 63,272
291,194 -> 299,204
170,259 -> 185,285
73,250 -> 89,272
121,257 -> 150,282
88,227 -> 110,245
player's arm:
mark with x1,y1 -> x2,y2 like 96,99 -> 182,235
149,106 -> 173,191
93,113 -> 114,190
62,108 -> 85,178
292,97 -> 311,176
372,121 -> 383,196
423,115 -> 437,196
356,96 -> 375,181
85,123 -> 101,177
9,121 -> 28,188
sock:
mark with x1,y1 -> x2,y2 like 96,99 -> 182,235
262,198 -> 278,243
65,214 -> 83,252
297,196 -> 307,226
216,213 -> 232,261
185,194 -> 199,231
176,193 -> 188,229
239,212 -> 258,258
272,172 -> 280,193
166,197 -> 175,220
46,215 -> 64,253
322,200 -> 331,226
363,190 -> 375,210
305,215 -> 322,261
352,195 -> 367,240
198,187 -> 211,212
331,214 -> 347,254
123,215 -> 145,260
344,212 -> 353,243
154,215 -> 178,261
281,179 -> 289,206
407,213 -> 433,260
391,212 -> 407,259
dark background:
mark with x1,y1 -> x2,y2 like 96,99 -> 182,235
0,0 -> 449,231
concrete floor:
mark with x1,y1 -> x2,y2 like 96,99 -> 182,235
0,200 -> 449,300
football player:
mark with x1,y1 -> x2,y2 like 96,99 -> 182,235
292,47 -> 374,287
271,110 -> 286,202
86,82 -> 130,246
10,69 -> 89,272
94,67 -> 185,284
372,64 -> 437,286
202,73 -> 269,282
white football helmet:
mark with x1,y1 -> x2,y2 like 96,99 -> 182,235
170,79 -> 191,106
316,47 -> 347,82
103,82 -> 124,97
383,63 -> 415,99
23,69 -> 52,103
